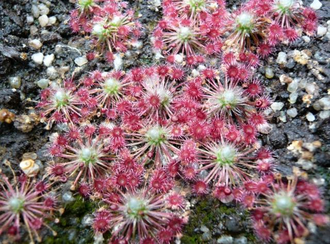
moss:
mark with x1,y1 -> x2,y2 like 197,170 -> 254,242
182,197 -> 258,243
43,196 -> 97,244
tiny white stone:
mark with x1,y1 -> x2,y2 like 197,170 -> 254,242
306,112 -> 315,122
289,92 -> 298,104
38,3 -> 50,15
38,15 -> 49,27
302,36 -> 311,43
287,108 -> 298,118
31,5 -> 40,18
287,78 -> 299,93
47,66 -> 58,79
113,53 -> 123,70
74,56 -> 88,66
310,0 -> 322,10
62,192 -> 74,202
31,52 -> 44,65
319,111 -> 330,119
317,25 -> 327,37
29,39 -> 42,49
48,16 -> 57,26
37,78 -> 50,89
276,52 -> 288,65
174,54 -> 183,63
271,102 -> 284,111
26,16 -> 34,25
43,54 -> 54,67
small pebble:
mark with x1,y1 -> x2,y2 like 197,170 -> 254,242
279,74 -> 293,85
289,92 -> 298,104
74,56 -> 88,66
276,52 -> 287,65
310,0 -> 322,10
317,25 -> 327,37
31,5 -> 40,18
31,52 -> 44,65
202,232 -> 212,241
8,76 -> 22,89
313,97 -> 330,111
47,66 -> 58,79
305,83 -> 318,95
234,236 -> 247,244
38,15 -> 49,27
29,39 -> 43,49
200,225 -> 210,233
271,102 -> 284,111
287,108 -> 298,118
81,214 -> 94,227
287,78 -> 299,93
292,50 -> 310,65
265,66 -> 274,79
37,78 -> 50,89
26,15 -> 34,25
217,235 -> 234,244
30,25 -> 38,35
319,111 -> 330,119
62,192 -> 74,202
38,3 -> 50,15
302,36 -> 311,43
306,112 -> 315,122
43,54 -> 54,67
48,16 -> 57,26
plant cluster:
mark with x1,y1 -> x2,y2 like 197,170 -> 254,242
1,0 -> 326,244
153,0 -> 317,59
70,0 -> 142,60
0,173 -> 57,244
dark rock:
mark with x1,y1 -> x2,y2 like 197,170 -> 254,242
314,152 -> 330,167
268,127 -> 288,149
0,89 -> 21,107
225,217 -> 243,233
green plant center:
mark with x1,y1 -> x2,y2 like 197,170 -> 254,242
157,88 -> 171,106
125,197 -> 148,220
236,12 -> 255,33
54,90 -> 70,109
146,126 -> 167,146
276,0 -> 294,13
186,0 -> 205,12
9,196 -> 25,213
217,89 -> 238,108
271,192 -> 296,216
78,0 -> 94,9
214,144 -> 236,165
104,78 -> 121,95
178,27 -> 194,42
79,147 -> 98,165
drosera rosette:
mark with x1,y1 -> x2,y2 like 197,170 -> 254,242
224,6 -> 269,52
127,120 -> 183,167
197,138 -> 273,203
153,17 -> 207,57
82,69 -> 133,112
91,167 -> 189,243
0,172 -> 58,244
69,0 -> 103,33
90,2 -> 142,55
200,68 -> 268,125
268,0 -> 318,41
49,124 -> 114,189
251,174 -> 329,244
37,79 -> 85,129
134,65 -> 185,122
162,0 -> 225,20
